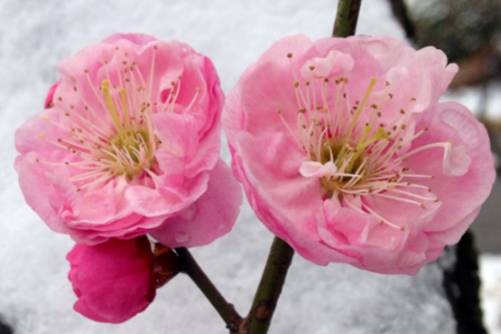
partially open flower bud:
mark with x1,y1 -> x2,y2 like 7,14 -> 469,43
67,237 -> 156,323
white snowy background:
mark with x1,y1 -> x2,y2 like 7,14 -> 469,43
0,0 -> 500,333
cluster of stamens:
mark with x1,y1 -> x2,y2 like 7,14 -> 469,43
36,45 -> 195,192
280,52 -> 448,230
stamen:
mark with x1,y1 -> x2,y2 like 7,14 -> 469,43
44,67 -> 163,192
276,59 -> 449,218
372,193 -> 425,206
361,203 -> 404,230
102,80 -> 123,133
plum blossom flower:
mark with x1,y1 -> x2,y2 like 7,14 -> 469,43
224,35 -> 495,274
15,33 -> 241,246
67,237 -> 158,323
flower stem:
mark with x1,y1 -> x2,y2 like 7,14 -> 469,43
332,0 -> 362,37
246,238 -> 295,334
175,247 -> 243,332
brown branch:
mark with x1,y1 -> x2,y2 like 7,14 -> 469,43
175,247 -> 243,332
245,238 -> 295,334
387,0 -> 416,39
442,231 -> 488,334
332,0 -> 362,37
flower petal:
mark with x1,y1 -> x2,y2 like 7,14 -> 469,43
151,160 -> 242,247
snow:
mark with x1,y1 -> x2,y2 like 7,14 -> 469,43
0,0 -> 493,333
481,255 -> 501,334
446,83 -> 501,120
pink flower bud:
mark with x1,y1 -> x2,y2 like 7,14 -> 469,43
67,237 -> 156,323
44,81 -> 59,109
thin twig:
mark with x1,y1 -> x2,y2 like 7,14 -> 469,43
175,247 -> 243,332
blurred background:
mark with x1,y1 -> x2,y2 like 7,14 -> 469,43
0,0 -> 499,333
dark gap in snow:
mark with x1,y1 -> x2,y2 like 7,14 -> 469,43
442,230 -> 488,334
0,317 -> 12,334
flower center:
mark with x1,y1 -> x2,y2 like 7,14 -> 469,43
98,80 -> 156,181
36,45 -> 171,192
288,76 -> 402,198
277,51 -> 457,229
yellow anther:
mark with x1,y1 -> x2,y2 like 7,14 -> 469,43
119,88 -> 130,126
101,80 -> 123,134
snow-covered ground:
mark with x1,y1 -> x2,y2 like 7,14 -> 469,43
482,256 -> 501,334
0,0 -> 499,333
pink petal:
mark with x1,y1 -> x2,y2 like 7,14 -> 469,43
408,102 -> 495,234
299,160 -> 338,178
67,237 -> 156,323
151,160 -> 242,248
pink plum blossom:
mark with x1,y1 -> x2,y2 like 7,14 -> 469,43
224,35 -> 495,274
67,237 -> 157,323
15,33 -> 241,246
